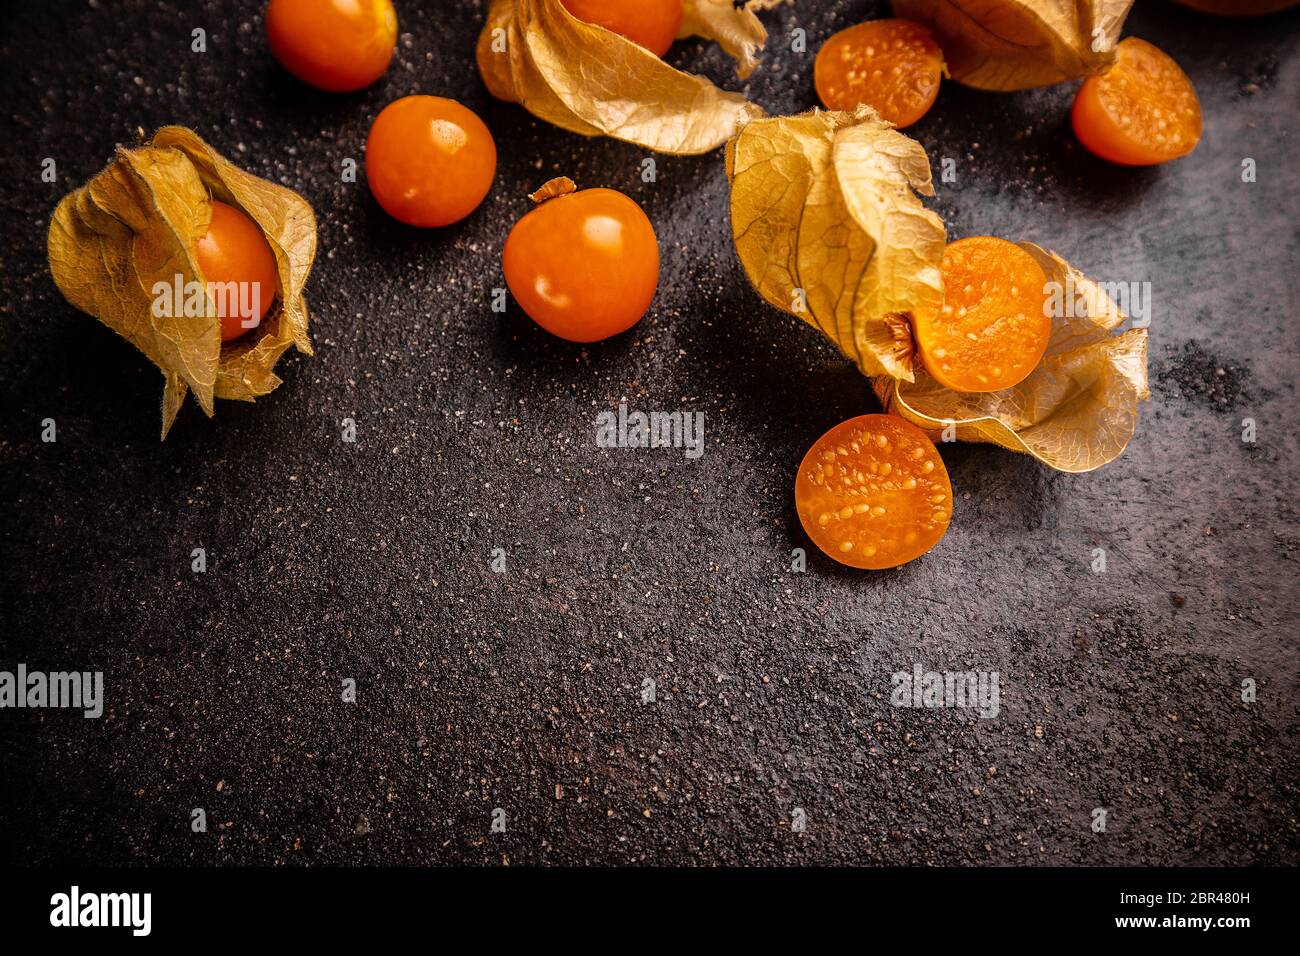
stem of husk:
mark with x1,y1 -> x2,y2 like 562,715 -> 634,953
528,176 -> 577,204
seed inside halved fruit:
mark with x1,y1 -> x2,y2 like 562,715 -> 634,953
913,236 -> 1052,393
1072,37 -> 1202,167
814,19 -> 944,128
795,413 -> 952,570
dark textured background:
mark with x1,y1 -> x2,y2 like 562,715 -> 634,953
0,0 -> 1297,866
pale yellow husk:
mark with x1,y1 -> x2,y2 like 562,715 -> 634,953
725,107 -> 1149,471
872,244 -> 1150,472
726,106 -> 946,382
476,0 -> 776,154
47,127 -> 316,439
891,0 -> 1135,90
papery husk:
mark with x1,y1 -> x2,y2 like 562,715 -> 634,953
1171,0 -> 1298,14
872,243 -> 1150,472
476,0 -> 768,154
678,0 -> 789,79
47,126 -> 316,439
891,0 -> 1135,90
726,105 -> 946,381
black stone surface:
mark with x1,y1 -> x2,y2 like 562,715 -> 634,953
1,1 -> 1297,866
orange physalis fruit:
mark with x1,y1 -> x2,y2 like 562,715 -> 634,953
265,0 -> 398,93
814,19 -> 944,128
503,181 -> 660,342
559,0 -> 684,58
1072,37 -> 1202,166
194,201 -> 280,343
366,95 -> 498,228
913,237 -> 1051,393
795,414 -> 952,570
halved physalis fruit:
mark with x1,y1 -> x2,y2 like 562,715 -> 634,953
1072,37 -> 1202,166
814,19 -> 944,128
796,414 -> 952,570
559,0 -> 683,58
913,237 -> 1051,393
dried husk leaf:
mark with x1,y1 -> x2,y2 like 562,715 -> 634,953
872,243 -> 1150,472
892,0 -> 1135,90
678,0 -> 788,80
47,127 -> 316,439
726,106 -> 946,381
50,144 -> 217,426
476,0 -> 766,155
